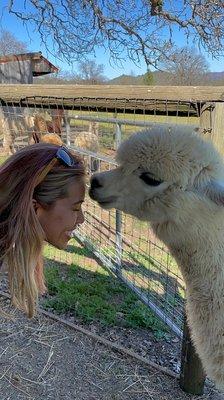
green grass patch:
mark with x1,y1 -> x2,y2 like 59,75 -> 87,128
87,240 -> 185,319
0,155 -> 8,165
43,243 -> 168,339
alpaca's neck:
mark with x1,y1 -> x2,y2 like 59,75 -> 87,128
150,198 -> 224,389
152,213 -> 224,284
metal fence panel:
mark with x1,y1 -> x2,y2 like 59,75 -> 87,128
0,95 -> 201,337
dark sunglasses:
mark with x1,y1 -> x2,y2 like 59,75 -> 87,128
56,146 -> 76,167
35,146 -> 79,187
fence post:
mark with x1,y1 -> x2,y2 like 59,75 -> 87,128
0,106 -> 14,155
64,113 -> 71,147
199,102 -> 214,137
180,100 -> 224,394
210,103 -> 224,155
180,317 -> 205,394
200,102 -> 224,155
114,120 -> 123,273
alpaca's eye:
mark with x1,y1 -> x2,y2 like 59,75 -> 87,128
140,173 -> 162,186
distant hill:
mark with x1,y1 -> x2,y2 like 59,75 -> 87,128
108,71 -> 224,86
34,70 -> 224,86
109,74 -> 144,85
207,71 -> 224,81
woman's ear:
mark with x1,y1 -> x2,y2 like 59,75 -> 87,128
32,199 -> 43,215
32,199 -> 38,213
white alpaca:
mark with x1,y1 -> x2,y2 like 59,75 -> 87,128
89,126 -> 224,390
73,121 -> 99,152
74,122 -> 100,172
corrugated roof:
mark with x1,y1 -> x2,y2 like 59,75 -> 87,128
0,52 -> 59,76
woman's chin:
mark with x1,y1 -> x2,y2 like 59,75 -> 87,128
45,239 -> 70,250
59,239 -> 71,250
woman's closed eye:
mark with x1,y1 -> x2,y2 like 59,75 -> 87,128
73,207 -> 81,212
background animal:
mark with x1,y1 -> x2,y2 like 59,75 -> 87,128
31,109 -> 64,144
35,132 -> 63,146
31,117 -> 99,172
73,121 -> 100,172
89,126 -> 224,390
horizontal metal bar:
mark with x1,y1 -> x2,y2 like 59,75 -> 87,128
70,114 -> 199,130
68,145 -> 117,164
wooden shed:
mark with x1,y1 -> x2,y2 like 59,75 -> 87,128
0,52 -> 59,84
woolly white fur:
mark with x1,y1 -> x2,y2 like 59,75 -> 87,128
90,125 -> 224,389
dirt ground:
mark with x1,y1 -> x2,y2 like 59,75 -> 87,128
0,297 -> 223,400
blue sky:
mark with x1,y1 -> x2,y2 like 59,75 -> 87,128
0,1 -> 223,79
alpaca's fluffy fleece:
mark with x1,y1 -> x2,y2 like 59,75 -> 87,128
40,133 -> 63,146
33,111 -> 63,135
73,122 -> 100,153
89,125 -> 224,390
74,122 -> 100,172
73,131 -> 99,152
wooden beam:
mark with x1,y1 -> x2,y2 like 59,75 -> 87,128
0,84 -> 222,114
0,84 -> 223,103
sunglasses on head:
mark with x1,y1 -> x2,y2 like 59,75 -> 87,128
55,146 -> 76,167
35,146 -> 79,187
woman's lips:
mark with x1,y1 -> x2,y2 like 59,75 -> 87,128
65,230 -> 74,239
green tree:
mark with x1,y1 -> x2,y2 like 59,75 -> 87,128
143,71 -> 154,85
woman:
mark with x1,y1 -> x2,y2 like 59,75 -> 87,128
0,143 -> 85,318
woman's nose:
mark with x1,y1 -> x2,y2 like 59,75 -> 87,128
77,209 -> 85,225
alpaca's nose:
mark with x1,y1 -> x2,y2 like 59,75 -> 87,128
90,176 -> 103,189
89,176 -> 103,200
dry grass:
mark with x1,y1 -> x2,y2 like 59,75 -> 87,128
0,296 -> 222,400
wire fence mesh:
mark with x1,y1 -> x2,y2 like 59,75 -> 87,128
0,95 -> 202,338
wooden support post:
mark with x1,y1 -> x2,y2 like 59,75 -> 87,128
199,102 -> 214,137
210,103 -> 224,155
200,101 -> 224,155
180,317 -> 205,395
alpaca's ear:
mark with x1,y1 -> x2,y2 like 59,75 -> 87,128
199,180 -> 224,206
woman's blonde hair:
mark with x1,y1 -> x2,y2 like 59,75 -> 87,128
0,143 -> 85,317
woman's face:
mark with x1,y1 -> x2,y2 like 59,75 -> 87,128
36,180 -> 85,249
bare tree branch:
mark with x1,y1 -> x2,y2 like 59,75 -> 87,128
0,30 -> 28,55
77,59 -> 107,83
3,0 -> 224,68
160,46 -> 210,85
